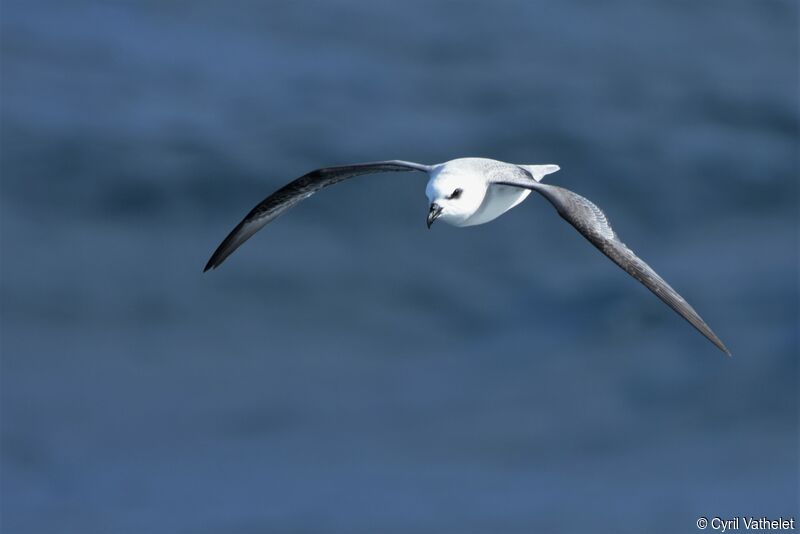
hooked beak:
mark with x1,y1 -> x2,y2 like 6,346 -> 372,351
427,203 -> 443,229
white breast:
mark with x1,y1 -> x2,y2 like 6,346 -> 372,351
459,184 -> 531,227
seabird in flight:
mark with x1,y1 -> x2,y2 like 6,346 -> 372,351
204,157 -> 730,355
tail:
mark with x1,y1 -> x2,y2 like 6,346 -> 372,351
519,164 -> 560,182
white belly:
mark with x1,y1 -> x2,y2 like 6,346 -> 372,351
459,185 -> 531,226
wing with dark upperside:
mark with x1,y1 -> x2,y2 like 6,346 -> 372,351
495,173 -> 731,356
204,160 -> 430,271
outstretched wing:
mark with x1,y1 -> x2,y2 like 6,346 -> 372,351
496,172 -> 730,356
204,160 -> 430,271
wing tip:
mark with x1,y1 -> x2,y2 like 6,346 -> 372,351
202,257 -> 218,273
203,218 -> 252,273
203,245 -> 231,272
203,241 -> 233,273
706,331 -> 732,357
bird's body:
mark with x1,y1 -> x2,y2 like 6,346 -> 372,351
426,158 -> 559,226
205,157 -> 730,355
466,183 -> 530,226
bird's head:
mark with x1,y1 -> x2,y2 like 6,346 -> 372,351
424,169 -> 487,228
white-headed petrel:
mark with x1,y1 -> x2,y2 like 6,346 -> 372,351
205,157 -> 730,355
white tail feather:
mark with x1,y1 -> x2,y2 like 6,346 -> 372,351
520,164 -> 560,182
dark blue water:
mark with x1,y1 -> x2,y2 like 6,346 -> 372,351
2,1 -> 798,532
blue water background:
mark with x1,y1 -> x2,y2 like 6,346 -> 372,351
1,1 -> 798,532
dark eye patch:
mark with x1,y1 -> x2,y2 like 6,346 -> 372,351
449,188 -> 463,199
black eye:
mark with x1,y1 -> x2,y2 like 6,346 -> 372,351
449,188 -> 463,199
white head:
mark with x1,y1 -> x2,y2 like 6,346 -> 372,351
424,164 -> 488,228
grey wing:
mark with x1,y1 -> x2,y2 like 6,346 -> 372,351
496,174 -> 730,356
204,160 -> 430,271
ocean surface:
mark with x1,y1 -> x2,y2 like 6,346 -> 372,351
1,1 -> 798,532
